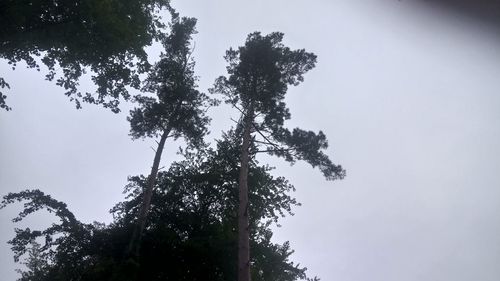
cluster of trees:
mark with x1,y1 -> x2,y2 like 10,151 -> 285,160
1,2 -> 345,281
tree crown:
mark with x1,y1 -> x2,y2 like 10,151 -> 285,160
212,32 -> 345,180
128,16 -> 217,147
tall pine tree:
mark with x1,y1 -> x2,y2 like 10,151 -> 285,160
212,32 -> 346,281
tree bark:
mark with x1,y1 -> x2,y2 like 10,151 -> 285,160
238,105 -> 253,281
128,128 -> 170,256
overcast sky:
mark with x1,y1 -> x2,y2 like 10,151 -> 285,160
1,1 -> 500,280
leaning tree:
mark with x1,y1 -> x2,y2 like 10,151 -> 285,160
212,32 -> 346,281
126,14 -> 216,256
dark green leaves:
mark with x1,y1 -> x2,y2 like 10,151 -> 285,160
128,16 -> 217,147
0,0 -> 171,111
0,190 -> 83,263
212,31 -> 345,181
2,135 -> 315,280
0,77 -> 11,110
271,128 -> 346,180
214,32 -> 316,125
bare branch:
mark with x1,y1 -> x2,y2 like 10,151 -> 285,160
254,139 -> 278,146
255,148 -> 294,154
252,124 -> 281,150
231,103 -> 247,117
230,117 -> 241,124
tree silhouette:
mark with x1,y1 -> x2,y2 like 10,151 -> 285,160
126,14 -> 216,256
212,32 -> 345,281
16,241 -> 49,281
0,0 -> 171,112
1,132 -> 319,280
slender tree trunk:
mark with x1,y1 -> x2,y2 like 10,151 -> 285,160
128,128 -> 170,256
238,106 -> 253,281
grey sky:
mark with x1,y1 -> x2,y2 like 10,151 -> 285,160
2,1 -> 500,280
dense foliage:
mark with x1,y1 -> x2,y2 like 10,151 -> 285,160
212,32 -> 346,181
2,134 -> 318,281
0,0 -> 171,111
128,14 -> 216,144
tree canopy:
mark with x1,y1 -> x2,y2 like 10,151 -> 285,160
128,15 -> 215,144
1,133 -> 318,281
212,32 -> 345,181
0,0 -> 171,112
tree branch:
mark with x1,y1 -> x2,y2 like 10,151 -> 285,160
255,148 -> 294,154
252,124 -> 281,151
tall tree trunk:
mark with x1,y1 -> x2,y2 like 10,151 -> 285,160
238,106 -> 253,281
128,128 -> 170,256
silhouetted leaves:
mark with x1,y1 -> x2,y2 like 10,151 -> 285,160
1,8 -> 340,279
0,0 -> 172,111
212,32 -> 345,181
2,136 -> 317,281
128,16 -> 217,146
0,77 -> 11,110
15,241 -> 48,281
